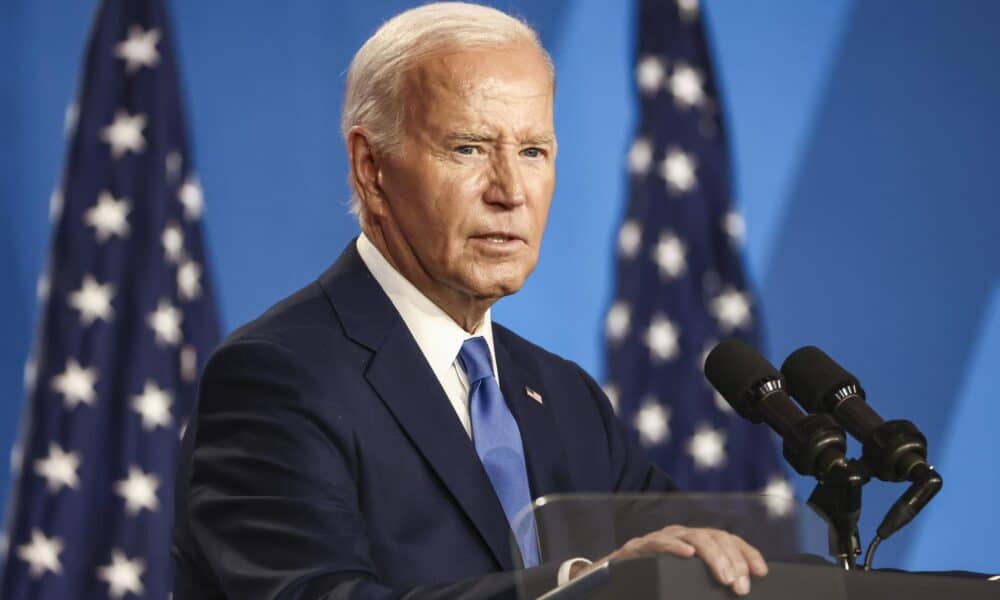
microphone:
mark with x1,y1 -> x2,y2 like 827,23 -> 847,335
704,339 -> 848,478
780,346 -> 942,540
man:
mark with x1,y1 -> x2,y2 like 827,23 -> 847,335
172,3 -> 768,598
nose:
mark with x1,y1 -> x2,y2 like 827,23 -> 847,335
483,149 -> 527,208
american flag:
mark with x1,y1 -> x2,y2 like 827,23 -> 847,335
1,0 -> 219,597
603,0 -> 788,495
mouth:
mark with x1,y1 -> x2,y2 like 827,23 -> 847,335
470,232 -> 524,244
469,232 -> 526,254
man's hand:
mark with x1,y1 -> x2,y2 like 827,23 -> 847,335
569,525 -> 768,596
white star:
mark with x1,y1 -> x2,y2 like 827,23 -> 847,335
177,259 -> 203,301
636,55 -> 666,96
10,443 -> 23,476
713,390 -> 734,415
114,466 -> 160,516
131,380 -> 173,431
710,288 -> 752,332
602,383 -> 620,414
161,221 -> 184,264
51,359 -> 98,409
165,151 -> 183,182
634,399 -> 671,446
723,211 -> 746,245
68,275 -> 115,326
49,188 -> 63,223
669,63 -> 706,109
97,549 -> 145,598
37,271 -> 50,302
23,357 -> 37,394
115,25 -> 160,74
17,529 -> 64,578
101,110 -> 147,159
148,299 -> 183,346
85,191 -> 131,242
628,137 -> 653,175
659,147 -> 698,194
618,220 -> 642,259
179,176 -> 204,221
34,443 -> 81,493
687,424 -> 727,470
653,232 -> 687,280
180,345 -> 198,383
64,103 -> 78,138
644,314 -> 680,363
677,0 -> 700,21
760,476 -> 796,518
605,300 -> 631,343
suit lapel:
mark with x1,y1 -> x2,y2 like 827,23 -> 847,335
319,241 -> 514,570
494,332 -> 572,501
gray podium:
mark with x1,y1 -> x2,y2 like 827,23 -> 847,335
515,494 -> 997,599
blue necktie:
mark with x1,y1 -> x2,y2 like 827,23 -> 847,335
458,336 -> 539,568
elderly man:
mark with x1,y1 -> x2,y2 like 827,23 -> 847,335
172,3 -> 768,598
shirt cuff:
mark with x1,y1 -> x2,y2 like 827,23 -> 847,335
557,557 -> 593,586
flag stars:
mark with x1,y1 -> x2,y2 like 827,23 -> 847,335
16,529 -> 64,578
97,549 -> 145,598
165,151 -> 183,182
180,345 -> 198,383
636,55 -> 666,96
101,110 -> 147,159
68,275 -> 115,326
618,220 -> 642,259
677,0 -> 700,22
131,380 -> 173,431
668,63 -> 706,109
85,191 -> 131,242
161,221 -> 184,264
115,25 -> 160,74
761,476 -> 796,518
177,259 -> 203,301
634,399 -> 671,446
653,232 -> 687,280
50,188 -> 63,223
179,176 -> 204,221
605,300 -> 631,343
723,211 -> 746,245
687,424 -> 727,470
628,137 -> 654,175
644,314 -> 680,363
602,383 -> 620,414
114,466 -> 160,516
34,443 -> 81,493
52,359 -> 98,409
148,299 -> 183,346
710,288 -> 752,332
660,148 -> 698,194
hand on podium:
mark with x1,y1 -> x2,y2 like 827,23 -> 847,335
569,525 -> 768,596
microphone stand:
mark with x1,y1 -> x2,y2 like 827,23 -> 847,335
807,459 -> 870,570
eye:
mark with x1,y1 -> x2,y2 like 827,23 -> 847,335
455,145 -> 480,155
521,147 -> 545,158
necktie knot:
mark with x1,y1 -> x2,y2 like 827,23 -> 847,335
458,337 -> 494,384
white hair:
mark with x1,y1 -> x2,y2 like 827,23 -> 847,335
341,2 -> 554,215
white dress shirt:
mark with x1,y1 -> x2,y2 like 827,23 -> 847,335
356,233 -> 588,585
356,233 -> 498,438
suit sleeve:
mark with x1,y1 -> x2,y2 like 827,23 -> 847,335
179,338 -> 559,600
568,362 -> 677,494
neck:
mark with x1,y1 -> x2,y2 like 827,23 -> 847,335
361,223 -> 492,334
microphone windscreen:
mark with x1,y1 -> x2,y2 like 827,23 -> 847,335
781,346 -> 860,412
703,339 -> 780,417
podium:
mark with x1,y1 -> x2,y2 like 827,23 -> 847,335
513,494 -> 997,599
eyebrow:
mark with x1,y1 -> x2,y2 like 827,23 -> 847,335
445,132 -> 557,146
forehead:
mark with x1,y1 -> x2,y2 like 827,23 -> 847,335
402,44 -> 554,133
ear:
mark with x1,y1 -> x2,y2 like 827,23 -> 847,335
347,126 -> 388,219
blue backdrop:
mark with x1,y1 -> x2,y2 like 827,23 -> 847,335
2,0 -> 997,573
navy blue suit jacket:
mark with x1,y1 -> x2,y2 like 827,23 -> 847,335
172,241 -> 674,599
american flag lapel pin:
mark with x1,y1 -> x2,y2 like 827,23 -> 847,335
525,386 -> 543,404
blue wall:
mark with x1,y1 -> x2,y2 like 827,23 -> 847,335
2,0 -> 997,573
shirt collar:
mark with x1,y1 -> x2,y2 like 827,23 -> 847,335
356,233 -> 499,383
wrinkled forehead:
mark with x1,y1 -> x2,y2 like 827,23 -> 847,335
401,44 -> 555,134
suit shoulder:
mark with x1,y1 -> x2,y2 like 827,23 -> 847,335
492,322 -> 593,383
222,278 -> 340,349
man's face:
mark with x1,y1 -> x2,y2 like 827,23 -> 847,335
373,43 -> 556,309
